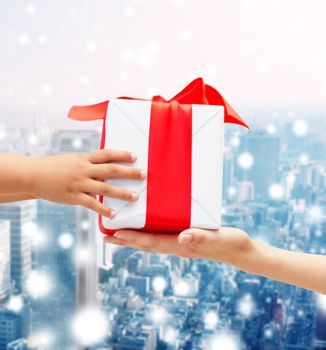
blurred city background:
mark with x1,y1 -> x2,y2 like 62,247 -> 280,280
0,1 -> 326,349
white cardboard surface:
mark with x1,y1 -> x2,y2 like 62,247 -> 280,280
102,99 -> 224,230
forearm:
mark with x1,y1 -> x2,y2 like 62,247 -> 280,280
0,193 -> 35,203
237,240 -> 326,294
0,154 -> 34,194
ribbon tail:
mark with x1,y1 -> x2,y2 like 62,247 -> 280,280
205,84 -> 249,129
68,101 -> 109,121
223,98 -> 249,129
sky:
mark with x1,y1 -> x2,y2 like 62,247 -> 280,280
0,0 -> 326,127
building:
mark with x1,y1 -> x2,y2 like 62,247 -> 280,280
31,129 -> 100,347
126,276 -> 150,297
238,130 -> 280,200
0,221 -> 11,300
7,338 -> 28,350
0,202 -> 34,292
237,181 -> 255,202
223,150 -> 236,200
0,310 -> 20,350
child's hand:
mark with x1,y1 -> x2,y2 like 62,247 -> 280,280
105,227 -> 252,265
26,149 -> 145,218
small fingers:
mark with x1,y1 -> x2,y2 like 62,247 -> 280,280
79,194 -> 116,219
85,180 -> 139,202
88,149 -> 136,164
103,235 -> 126,246
89,163 -> 146,180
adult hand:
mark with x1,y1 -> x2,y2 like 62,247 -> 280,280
104,227 -> 252,266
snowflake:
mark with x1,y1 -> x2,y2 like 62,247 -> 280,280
18,33 -> 30,45
293,120 -> 308,136
173,279 -> 190,297
58,233 -> 74,249
152,276 -> 167,293
204,310 -> 219,329
25,270 -> 52,298
7,295 -> 24,313
208,333 -> 240,350
25,4 -> 36,15
237,152 -> 254,170
163,326 -> 178,344
85,41 -> 97,54
70,307 -> 109,346
149,306 -> 169,325
238,294 -> 255,318
266,124 -> 277,134
269,183 -> 284,200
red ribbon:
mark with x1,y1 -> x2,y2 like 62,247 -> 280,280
68,78 -> 248,234
144,101 -> 192,232
68,77 -> 249,129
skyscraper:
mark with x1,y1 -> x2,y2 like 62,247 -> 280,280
0,310 -> 20,350
31,129 -> 100,347
0,202 -> 34,293
0,220 -> 11,300
223,150 -> 236,200
238,130 -> 280,200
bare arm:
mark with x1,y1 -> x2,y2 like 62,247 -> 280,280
0,151 -> 145,216
0,154 -> 32,194
106,228 -> 326,295
240,240 -> 326,294
0,193 -> 35,203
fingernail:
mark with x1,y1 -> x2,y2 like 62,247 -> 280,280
131,192 -> 139,201
109,210 -> 116,219
140,170 -> 147,179
179,233 -> 193,245
130,153 -> 137,161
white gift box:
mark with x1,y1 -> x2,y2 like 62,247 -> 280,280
67,78 -> 248,234
100,98 -> 224,232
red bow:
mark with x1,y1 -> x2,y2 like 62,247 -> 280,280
68,78 -> 249,129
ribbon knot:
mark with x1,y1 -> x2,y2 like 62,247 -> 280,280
68,77 -> 249,129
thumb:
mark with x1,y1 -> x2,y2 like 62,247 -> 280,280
178,228 -> 218,245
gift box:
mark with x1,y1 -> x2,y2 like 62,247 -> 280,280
68,78 -> 248,234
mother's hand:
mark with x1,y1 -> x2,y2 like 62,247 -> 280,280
104,227 -> 253,266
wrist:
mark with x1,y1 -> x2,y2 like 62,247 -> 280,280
22,156 -> 39,196
235,239 -> 281,277
231,239 -> 265,275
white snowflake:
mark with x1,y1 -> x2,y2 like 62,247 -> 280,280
152,276 -> 167,293
58,233 -> 74,249
208,333 -> 240,350
25,270 -> 52,298
85,41 -> 97,54
173,279 -> 190,297
204,310 -> 219,329
237,152 -> 254,170
7,295 -> 24,313
293,120 -> 308,136
269,183 -> 284,200
70,307 -> 109,346
18,33 -> 30,45
25,4 -> 36,15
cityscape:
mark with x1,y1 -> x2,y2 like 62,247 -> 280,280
0,111 -> 325,350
